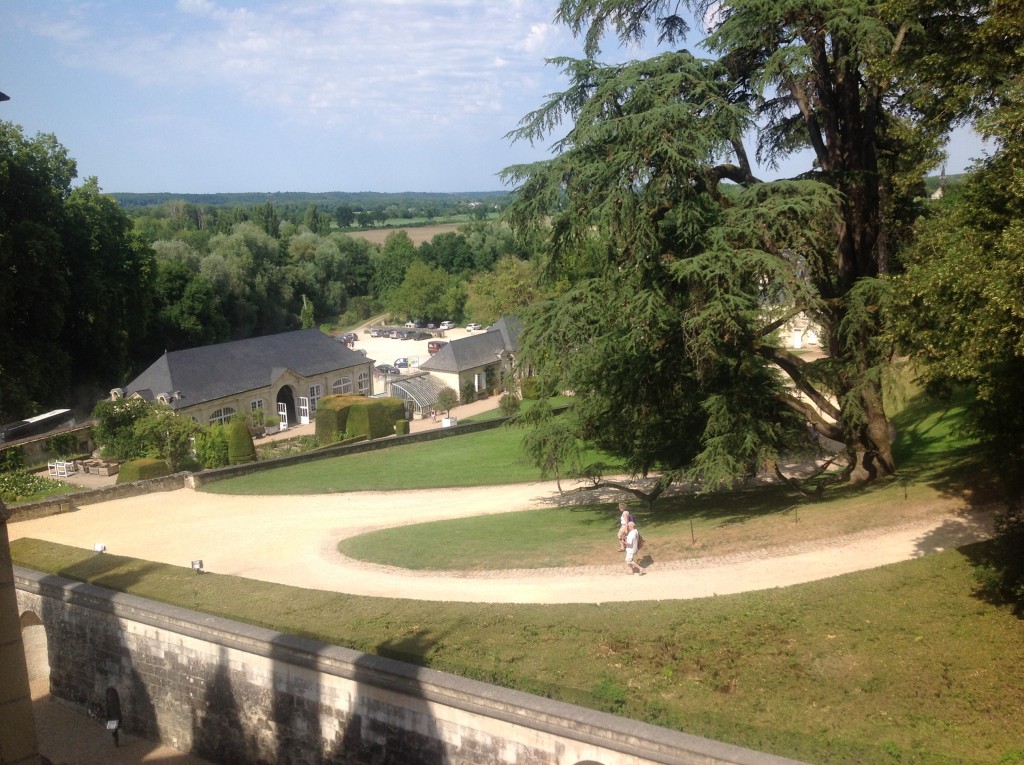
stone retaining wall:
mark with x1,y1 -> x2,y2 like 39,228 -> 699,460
14,568 -> 807,765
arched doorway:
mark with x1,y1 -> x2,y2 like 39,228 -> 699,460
275,385 -> 297,430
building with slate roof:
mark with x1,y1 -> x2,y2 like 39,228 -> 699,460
114,329 -> 375,431
418,316 -> 520,402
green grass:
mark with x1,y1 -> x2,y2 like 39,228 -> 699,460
12,535 -> 1024,765
203,420 -> 620,495
12,381 -> 1024,763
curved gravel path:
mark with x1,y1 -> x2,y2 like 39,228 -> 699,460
9,479 -> 997,604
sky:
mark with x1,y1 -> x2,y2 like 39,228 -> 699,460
2,1 -> 991,194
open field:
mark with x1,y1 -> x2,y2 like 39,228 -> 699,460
342,221 -> 467,246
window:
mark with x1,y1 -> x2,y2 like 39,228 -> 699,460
308,384 -> 322,412
474,371 -> 486,392
357,371 -> 370,394
250,399 -> 264,413
209,407 -> 236,426
332,376 -> 353,395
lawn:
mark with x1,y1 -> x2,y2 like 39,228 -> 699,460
203,419 -> 618,495
12,535 -> 1023,765
10,383 -> 1024,763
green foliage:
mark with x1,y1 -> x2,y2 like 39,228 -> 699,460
395,419 -> 409,436
316,395 -> 404,441
91,397 -> 155,461
226,419 -> 257,465
460,381 -> 476,406
115,458 -> 171,483
132,404 -> 204,471
519,376 -> 541,400
194,424 -> 229,469
498,392 -> 521,418
44,432 -> 79,459
0,447 -> 25,472
515,400 -> 582,487
464,257 -> 542,326
0,470 -> 65,504
501,0 -> 985,484
435,386 -> 459,416
313,401 -> 346,442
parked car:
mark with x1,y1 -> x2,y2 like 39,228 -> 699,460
389,329 -> 402,339
375,364 -> 401,375
369,327 -> 383,337
428,340 -> 448,355
404,321 -> 417,328
466,322 -> 483,331
393,358 -> 411,369
426,323 -> 436,329
410,331 -> 432,340
337,332 -> 357,344
439,320 -> 456,330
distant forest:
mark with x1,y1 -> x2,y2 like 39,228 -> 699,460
111,189 -> 511,211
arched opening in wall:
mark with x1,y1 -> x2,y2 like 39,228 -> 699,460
275,385 -> 297,429
106,686 -> 122,746
19,610 -> 49,683
573,761 -> 606,765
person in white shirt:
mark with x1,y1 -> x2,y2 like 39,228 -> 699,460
624,521 -> 644,575
617,503 -> 630,551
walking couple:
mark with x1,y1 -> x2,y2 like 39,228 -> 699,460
616,502 -> 645,575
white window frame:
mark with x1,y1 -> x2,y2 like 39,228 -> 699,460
209,406 -> 236,426
332,376 -> 353,395
308,383 -> 322,412
250,399 -> 264,413
357,370 -> 370,394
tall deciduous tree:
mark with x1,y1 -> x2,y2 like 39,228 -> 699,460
503,0 -> 952,487
0,124 -> 155,420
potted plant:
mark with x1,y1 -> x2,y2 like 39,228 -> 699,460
264,414 -> 281,435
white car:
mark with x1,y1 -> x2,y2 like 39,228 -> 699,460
439,320 -> 456,330
466,322 -> 482,331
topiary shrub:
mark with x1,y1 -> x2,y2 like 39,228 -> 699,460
227,419 -> 257,465
395,419 -> 409,436
461,380 -> 477,405
116,458 -> 172,484
520,376 -> 541,400
499,392 -> 522,418
315,395 -> 365,442
340,397 -> 405,440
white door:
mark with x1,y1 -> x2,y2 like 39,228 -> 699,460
298,396 -> 310,425
277,402 -> 289,431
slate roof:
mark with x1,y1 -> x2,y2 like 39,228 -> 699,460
487,315 -> 523,353
124,329 -> 368,410
418,329 -> 507,373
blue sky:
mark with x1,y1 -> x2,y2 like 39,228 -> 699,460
2,1 -> 989,194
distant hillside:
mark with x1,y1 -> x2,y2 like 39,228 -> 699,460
110,190 -> 510,210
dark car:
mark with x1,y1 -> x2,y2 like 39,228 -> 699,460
410,331 -> 432,340
375,364 -> 402,375
337,331 -> 357,344
368,327 -> 383,337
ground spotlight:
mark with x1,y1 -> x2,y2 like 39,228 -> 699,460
191,559 -> 204,573
94,543 -> 106,553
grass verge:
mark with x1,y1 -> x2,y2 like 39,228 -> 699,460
11,536 -> 1023,765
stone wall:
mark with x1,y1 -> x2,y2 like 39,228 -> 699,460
14,568 -> 806,765
8,473 -> 188,522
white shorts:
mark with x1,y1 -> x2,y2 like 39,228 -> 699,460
625,549 -> 636,563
